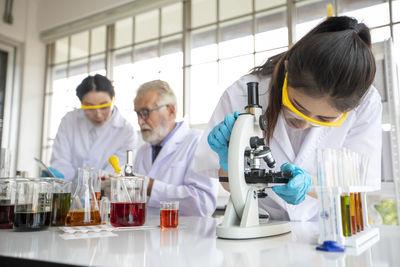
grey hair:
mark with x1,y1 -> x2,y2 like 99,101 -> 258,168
136,80 -> 177,116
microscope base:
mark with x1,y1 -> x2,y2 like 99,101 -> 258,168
216,221 -> 291,239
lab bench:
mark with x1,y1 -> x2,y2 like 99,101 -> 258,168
0,210 -> 399,267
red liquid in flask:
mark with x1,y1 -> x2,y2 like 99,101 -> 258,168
160,209 -> 179,229
110,202 -> 146,227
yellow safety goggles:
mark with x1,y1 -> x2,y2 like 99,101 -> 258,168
81,99 -> 113,110
281,73 -> 348,127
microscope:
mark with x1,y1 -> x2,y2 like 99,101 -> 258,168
216,82 -> 292,239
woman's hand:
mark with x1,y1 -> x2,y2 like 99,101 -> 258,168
272,163 -> 313,205
207,111 -> 240,172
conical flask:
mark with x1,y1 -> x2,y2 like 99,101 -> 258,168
68,168 -> 101,226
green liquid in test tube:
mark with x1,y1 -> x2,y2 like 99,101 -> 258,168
341,194 -> 352,237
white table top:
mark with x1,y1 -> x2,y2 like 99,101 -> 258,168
0,212 -> 399,267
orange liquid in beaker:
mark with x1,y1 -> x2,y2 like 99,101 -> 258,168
160,209 -> 179,229
69,210 -> 101,226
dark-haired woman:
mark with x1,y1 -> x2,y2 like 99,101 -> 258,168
195,16 -> 381,221
50,74 -> 137,182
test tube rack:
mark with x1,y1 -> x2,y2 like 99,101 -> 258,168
317,185 -> 380,249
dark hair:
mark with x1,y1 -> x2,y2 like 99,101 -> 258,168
76,74 -> 115,101
251,16 -> 376,143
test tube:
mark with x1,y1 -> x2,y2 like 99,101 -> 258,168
341,194 -> 352,237
350,193 -> 357,235
357,192 -> 364,231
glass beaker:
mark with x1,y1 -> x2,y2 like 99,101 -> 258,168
160,201 -> 179,229
110,176 -> 146,227
0,148 -> 11,178
0,178 -> 18,229
50,179 -> 71,226
68,168 -> 101,226
13,178 -> 53,231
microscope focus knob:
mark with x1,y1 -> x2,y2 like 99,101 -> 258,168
259,114 -> 268,131
250,136 -> 266,148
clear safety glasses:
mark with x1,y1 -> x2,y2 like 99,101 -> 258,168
136,104 -> 167,120
281,73 -> 348,127
81,99 -> 113,112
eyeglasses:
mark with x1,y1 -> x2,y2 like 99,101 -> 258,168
81,99 -> 113,112
136,104 -> 167,120
281,72 -> 348,127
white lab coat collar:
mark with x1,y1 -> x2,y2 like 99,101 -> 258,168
76,106 -> 126,157
143,121 -> 189,170
272,112 -> 330,166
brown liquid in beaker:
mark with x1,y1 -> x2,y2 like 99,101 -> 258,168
69,209 -> 101,226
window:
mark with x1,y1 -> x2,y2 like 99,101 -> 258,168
43,0 -> 400,170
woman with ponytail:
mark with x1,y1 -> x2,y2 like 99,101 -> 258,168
195,16 -> 381,221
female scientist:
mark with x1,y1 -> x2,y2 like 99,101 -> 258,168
50,74 -> 136,182
196,16 -> 382,221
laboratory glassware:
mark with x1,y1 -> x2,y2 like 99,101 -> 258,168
68,168 -> 101,226
0,178 -> 18,229
160,201 -> 179,229
13,178 -> 53,231
50,179 -> 71,226
110,176 -> 146,227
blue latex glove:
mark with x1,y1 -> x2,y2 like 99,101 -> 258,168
207,111 -> 240,172
272,163 -> 313,205
41,167 -> 65,178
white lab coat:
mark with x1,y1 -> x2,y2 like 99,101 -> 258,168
195,74 -> 382,221
51,107 -> 137,183
134,122 -> 219,217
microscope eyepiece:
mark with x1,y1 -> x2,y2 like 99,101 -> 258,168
246,82 -> 261,108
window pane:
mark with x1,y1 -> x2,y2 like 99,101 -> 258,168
219,54 -> 253,92
255,47 -> 287,66
339,1 -> 389,28
191,26 -> 217,64
160,35 -> 183,118
159,57 -> 183,119
134,41 -> 158,63
69,59 -> 88,76
135,10 -> 159,43
89,54 -> 105,74
370,26 -> 391,44
114,48 -> 132,67
51,74 -> 84,138
219,17 -> 253,58
70,31 -> 89,60
219,0 -> 252,21
191,0 -> 216,28
115,17 -> 133,48
255,8 -> 288,51
161,35 -> 182,56
190,62 -> 219,124
113,64 -> 137,130
91,26 -> 106,54
53,64 -> 67,81
255,0 -> 285,11
295,0 -> 330,41
132,58 -> 160,85
162,3 -> 182,36
394,0 -> 400,23
55,37 -> 68,64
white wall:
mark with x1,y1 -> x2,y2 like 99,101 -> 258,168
37,0 -> 135,31
0,0 -> 45,176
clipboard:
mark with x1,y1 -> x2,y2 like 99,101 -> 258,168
34,157 -> 56,177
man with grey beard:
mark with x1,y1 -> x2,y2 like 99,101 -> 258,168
133,80 -> 219,217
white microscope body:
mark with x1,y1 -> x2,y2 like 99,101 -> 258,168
216,82 -> 291,239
